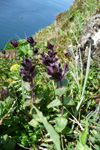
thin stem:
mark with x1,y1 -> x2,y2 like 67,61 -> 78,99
31,81 -> 35,103
61,133 -> 64,150
60,80 -> 64,118
15,48 -> 16,59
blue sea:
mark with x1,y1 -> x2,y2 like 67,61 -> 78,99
0,0 -> 73,50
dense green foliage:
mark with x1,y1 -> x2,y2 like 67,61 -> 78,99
0,0 -> 100,149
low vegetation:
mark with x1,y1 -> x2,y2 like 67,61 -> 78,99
0,0 -> 100,149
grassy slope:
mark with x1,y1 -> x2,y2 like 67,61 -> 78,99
34,0 -> 100,58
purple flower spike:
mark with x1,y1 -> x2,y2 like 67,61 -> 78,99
43,55 -> 58,66
20,58 -> 36,82
48,50 -> 57,58
47,43 -> 54,50
21,58 -> 32,70
47,62 -> 68,82
10,40 -> 19,48
27,36 -> 35,44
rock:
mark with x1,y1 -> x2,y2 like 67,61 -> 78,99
79,14 -> 100,67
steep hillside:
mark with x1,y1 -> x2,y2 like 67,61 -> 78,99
35,0 -> 100,57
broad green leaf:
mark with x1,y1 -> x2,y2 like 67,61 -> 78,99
57,78 -> 68,87
23,100 -> 33,107
28,119 -> 39,127
28,50 -> 33,55
80,120 -> 88,146
23,82 -> 31,91
19,46 -> 28,55
47,99 -> 62,109
4,42 -> 14,49
32,105 -> 61,150
76,141 -> 92,150
80,128 -> 88,146
55,87 -> 67,97
62,126 -> 72,134
64,97 -> 75,106
55,117 -> 68,132
0,134 -> 16,150
94,145 -> 100,150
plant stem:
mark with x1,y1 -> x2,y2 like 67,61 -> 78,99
31,81 -> 35,103
60,80 -> 64,118
15,48 -> 16,59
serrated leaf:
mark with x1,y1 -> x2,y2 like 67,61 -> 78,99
64,97 -> 75,106
32,105 -> 61,150
55,87 -> 67,97
47,99 -> 62,109
28,119 -> 39,127
55,117 -> 68,132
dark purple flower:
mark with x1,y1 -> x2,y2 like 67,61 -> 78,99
27,37 -> 35,44
43,55 -> 58,66
33,48 -> 38,54
43,47 -> 58,66
1,49 -> 6,54
0,88 -> 8,96
21,58 -> 32,70
10,40 -> 19,48
47,63 -> 68,82
20,58 -> 36,82
83,60 -> 87,69
48,49 -> 57,58
47,43 -> 54,50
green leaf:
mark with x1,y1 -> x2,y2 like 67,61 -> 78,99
80,120 -> 88,146
57,79 -> 68,87
32,105 -> 61,150
23,82 -> 31,91
19,46 -> 28,55
55,117 -> 68,132
55,87 -> 67,97
28,50 -> 33,55
4,42 -> 13,49
47,99 -> 62,109
0,134 -> 16,150
64,97 -> 75,106
23,100 -> 33,107
34,94 -> 43,104
28,119 -> 39,127
94,145 -> 100,150
76,141 -> 92,150
62,126 -> 72,134
60,29 -> 65,37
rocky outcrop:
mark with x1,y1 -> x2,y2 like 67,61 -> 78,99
79,14 -> 100,67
